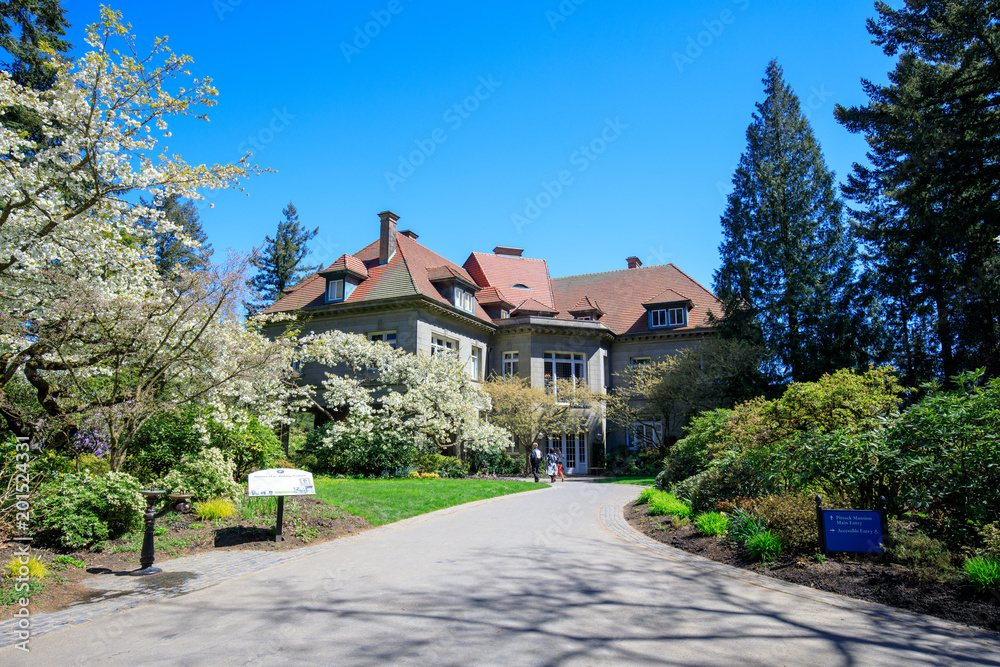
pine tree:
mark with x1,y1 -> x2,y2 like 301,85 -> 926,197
246,202 -> 319,313
714,60 -> 863,384
140,195 -> 213,279
836,0 -> 1000,382
0,0 -> 71,91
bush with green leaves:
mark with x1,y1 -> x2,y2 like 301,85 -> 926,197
741,493 -> 818,555
466,448 -> 522,475
727,508 -> 765,545
294,422 -> 417,477
194,498 -> 235,520
963,557 -> 1000,593
745,530 -> 782,562
976,522 -> 1000,560
885,521 -> 953,576
159,448 -> 242,503
636,488 -> 658,505
658,408 -> 730,489
695,512 -> 729,537
33,471 -> 143,549
126,407 -> 205,480
647,492 -> 692,519
207,417 -> 283,478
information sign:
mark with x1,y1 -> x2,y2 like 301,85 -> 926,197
821,510 -> 884,554
248,469 -> 315,497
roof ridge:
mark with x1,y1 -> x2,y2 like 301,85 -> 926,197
551,263 -> 676,281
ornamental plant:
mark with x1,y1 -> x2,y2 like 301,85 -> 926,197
160,448 -> 242,503
745,530 -> 782,563
695,512 -> 729,537
193,498 -> 236,521
963,557 -> 1000,593
647,492 -> 692,519
33,472 -> 144,549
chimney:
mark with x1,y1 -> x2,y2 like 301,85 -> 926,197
626,256 -> 643,269
378,211 -> 399,264
400,229 -> 419,239
493,246 -> 524,257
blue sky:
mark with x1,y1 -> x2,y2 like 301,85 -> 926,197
61,1 -> 898,290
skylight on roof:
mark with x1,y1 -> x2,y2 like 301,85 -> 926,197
511,283 -> 529,289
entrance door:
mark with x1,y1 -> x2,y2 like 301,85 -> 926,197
547,434 -> 588,475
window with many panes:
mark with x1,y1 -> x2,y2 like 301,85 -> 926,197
455,288 -> 475,313
502,351 -> 518,378
627,421 -> 662,450
368,331 -> 397,348
649,306 -> 686,328
543,352 -> 585,399
430,334 -> 457,356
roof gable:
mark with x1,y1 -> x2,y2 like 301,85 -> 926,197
463,252 -> 555,309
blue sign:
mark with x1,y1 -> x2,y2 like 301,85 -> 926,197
822,510 -> 884,553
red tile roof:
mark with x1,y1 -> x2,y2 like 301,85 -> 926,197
569,295 -> 604,315
476,286 -> 515,308
463,252 -> 555,309
642,289 -> 691,306
263,233 -> 491,321
321,253 -> 368,279
512,297 -> 559,316
551,264 -> 721,335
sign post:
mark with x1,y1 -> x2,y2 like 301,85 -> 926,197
816,495 -> 889,559
247,469 -> 316,542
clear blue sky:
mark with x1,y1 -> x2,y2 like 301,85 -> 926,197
62,1 -> 898,290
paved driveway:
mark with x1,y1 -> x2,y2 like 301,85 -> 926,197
3,481 -> 999,665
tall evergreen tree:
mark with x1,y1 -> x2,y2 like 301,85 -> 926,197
714,60 -> 864,384
140,195 -> 213,279
247,202 -> 319,313
0,0 -> 70,91
836,0 -> 1000,382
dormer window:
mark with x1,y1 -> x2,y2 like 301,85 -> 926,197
650,307 -> 686,328
455,288 -> 475,313
327,278 -> 345,302
511,283 -> 530,290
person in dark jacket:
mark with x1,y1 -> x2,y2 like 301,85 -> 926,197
530,442 -> 543,482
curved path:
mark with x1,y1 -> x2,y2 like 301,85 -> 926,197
3,481 -> 999,665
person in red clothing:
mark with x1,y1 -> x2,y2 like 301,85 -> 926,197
555,448 -> 566,482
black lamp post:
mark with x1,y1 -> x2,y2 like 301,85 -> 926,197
131,489 -> 165,576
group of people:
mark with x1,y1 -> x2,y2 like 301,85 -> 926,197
528,442 -> 566,483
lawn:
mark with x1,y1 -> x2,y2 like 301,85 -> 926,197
314,477 -> 541,526
595,475 -> 658,486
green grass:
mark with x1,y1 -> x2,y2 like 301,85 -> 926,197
596,475 -> 658,486
695,512 -> 729,537
964,556 -> 1000,592
313,477 -> 540,526
647,492 -> 692,519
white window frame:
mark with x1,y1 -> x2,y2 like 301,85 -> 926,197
368,331 -> 397,348
502,351 -> 518,378
543,351 -> 586,399
627,421 -> 662,450
649,306 -> 686,328
500,309 -> 510,319
455,288 -> 475,313
468,346 -> 483,380
430,333 -> 458,356
327,278 -> 345,302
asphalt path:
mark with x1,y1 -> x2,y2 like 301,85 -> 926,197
3,480 -> 1000,666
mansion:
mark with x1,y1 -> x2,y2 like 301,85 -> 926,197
265,211 -> 721,474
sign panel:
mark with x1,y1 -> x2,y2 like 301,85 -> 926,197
822,510 -> 884,553
248,469 -> 315,497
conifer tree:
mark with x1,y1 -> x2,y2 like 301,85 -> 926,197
141,195 -> 213,279
246,202 -> 319,313
714,60 -> 863,384
0,0 -> 70,91
836,0 -> 1000,382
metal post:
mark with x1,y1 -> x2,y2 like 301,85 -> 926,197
132,490 -> 164,575
815,495 -> 826,556
274,496 -> 285,542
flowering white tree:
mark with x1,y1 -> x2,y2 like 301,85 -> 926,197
295,331 -> 512,457
0,9 -> 291,464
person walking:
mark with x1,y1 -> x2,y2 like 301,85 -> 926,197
529,442 -> 543,482
555,448 -> 566,482
545,447 -> 559,483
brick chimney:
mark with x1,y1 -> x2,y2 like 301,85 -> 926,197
626,256 -> 643,269
493,246 -> 524,257
378,211 -> 399,264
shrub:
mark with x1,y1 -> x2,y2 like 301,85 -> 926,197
741,493 -> 818,555
33,471 -> 144,549
409,471 -> 440,479
467,448 -> 522,475
416,454 -> 468,478
727,508 -> 765,545
126,407 -> 204,480
695,512 -> 729,537
194,498 -> 235,520
963,557 -> 1000,593
659,409 -> 730,488
5,557 -> 48,580
75,453 -> 111,476
605,447 -> 658,476
294,424 -> 417,477
648,493 -> 692,519
160,448 -> 242,503
208,417 -> 283,478
636,488 -> 658,505
745,530 -> 782,562
976,522 -> 1000,560
886,521 -> 953,576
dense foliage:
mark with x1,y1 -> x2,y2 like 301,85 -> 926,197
159,448 -> 243,503
32,471 -> 143,549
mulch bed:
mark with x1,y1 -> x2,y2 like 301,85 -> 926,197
625,501 -> 1000,633
0,496 -> 371,615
